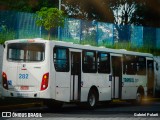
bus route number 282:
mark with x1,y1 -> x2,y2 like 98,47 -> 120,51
19,74 -> 29,79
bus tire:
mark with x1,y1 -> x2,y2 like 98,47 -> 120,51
87,89 -> 98,109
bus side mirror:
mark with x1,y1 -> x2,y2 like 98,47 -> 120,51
3,44 -> 5,48
156,62 -> 159,71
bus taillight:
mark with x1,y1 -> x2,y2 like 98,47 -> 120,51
2,72 -> 8,90
40,73 -> 49,91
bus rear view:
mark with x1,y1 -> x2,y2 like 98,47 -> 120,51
2,39 -> 50,99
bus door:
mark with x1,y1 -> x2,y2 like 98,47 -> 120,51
70,52 -> 81,101
147,60 -> 154,96
111,56 -> 122,99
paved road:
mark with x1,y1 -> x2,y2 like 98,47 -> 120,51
0,101 -> 160,120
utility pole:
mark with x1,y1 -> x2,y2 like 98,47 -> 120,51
59,0 -> 62,10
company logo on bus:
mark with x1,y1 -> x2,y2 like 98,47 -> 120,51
123,78 -> 134,82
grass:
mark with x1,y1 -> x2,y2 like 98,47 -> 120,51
84,40 -> 160,55
86,39 -> 160,55
0,30 -> 16,44
1,32 -> 160,56
107,42 -> 160,55
80,39 -> 97,46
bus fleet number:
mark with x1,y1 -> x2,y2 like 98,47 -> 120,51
19,74 -> 29,79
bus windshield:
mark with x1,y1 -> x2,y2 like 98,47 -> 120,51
7,43 -> 45,62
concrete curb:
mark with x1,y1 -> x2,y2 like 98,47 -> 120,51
143,97 -> 160,102
111,97 -> 160,103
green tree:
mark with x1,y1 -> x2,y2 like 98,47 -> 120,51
131,0 -> 160,27
0,0 -> 34,12
36,7 -> 65,40
0,0 -> 59,13
63,0 -> 114,22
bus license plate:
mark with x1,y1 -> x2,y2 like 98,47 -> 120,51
20,86 -> 29,90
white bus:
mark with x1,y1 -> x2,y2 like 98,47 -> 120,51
154,56 -> 160,97
1,38 -> 155,108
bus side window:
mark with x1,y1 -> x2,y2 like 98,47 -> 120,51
82,50 -> 97,73
53,47 -> 69,72
156,62 -> 159,71
123,55 -> 136,75
98,52 -> 110,73
137,56 -> 146,75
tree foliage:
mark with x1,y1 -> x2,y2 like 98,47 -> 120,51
32,0 -> 59,12
0,0 -> 59,12
131,0 -> 160,27
108,0 -> 137,41
62,0 -> 160,27
0,0 -> 36,12
62,0 -> 114,22
108,0 -> 136,25
62,0 -> 159,43
36,7 -> 65,40
1,0 -> 159,27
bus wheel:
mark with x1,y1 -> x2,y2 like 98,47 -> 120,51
87,90 -> 98,109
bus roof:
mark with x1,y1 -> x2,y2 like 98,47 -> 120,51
5,38 -> 153,58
